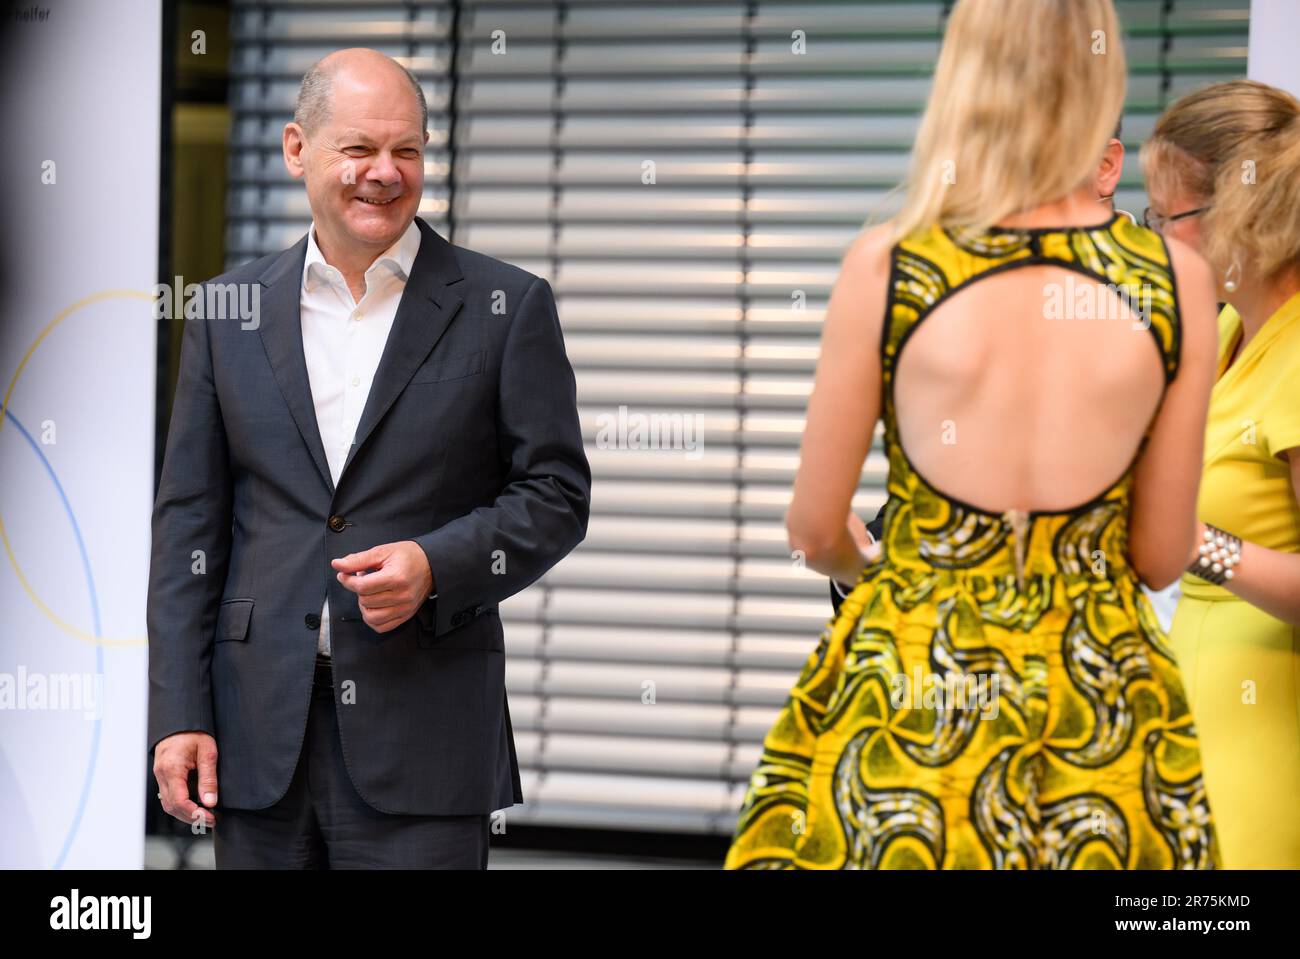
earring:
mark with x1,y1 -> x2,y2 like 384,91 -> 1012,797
1223,259 -> 1241,293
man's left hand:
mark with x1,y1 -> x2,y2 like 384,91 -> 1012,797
333,541 -> 435,633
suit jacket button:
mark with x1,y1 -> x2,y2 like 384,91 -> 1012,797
304,613 -> 321,629
328,515 -> 347,532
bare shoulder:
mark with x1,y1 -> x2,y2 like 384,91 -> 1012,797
1163,236 -> 1216,309
819,222 -> 896,352
1163,233 -> 1211,280
841,222 -> 896,274
830,223 -> 895,314
1162,234 -> 1219,347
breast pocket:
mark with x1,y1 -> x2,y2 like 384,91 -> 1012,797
215,598 -> 253,642
409,350 -> 487,385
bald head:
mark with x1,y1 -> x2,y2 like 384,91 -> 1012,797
294,48 -> 427,138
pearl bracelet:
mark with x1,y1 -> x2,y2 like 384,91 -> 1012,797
1189,524 -> 1241,585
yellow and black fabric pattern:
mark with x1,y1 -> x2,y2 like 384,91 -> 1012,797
724,214 -> 1219,869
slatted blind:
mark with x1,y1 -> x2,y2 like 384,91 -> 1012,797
225,0 -> 1251,834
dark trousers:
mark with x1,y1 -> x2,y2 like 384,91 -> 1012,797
213,655 -> 490,869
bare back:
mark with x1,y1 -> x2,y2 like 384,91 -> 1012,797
894,255 -> 1165,513
868,214 -> 1191,587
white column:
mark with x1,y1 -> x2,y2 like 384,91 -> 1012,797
0,0 -> 161,868
1249,0 -> 1300,96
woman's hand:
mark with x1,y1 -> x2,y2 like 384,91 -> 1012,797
846,512 -> 882,570
831,513 -> 882,595
847,511 -> 873,555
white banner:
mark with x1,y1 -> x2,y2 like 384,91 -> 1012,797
1249,0 -> 1300,97
0,0 -> 161,868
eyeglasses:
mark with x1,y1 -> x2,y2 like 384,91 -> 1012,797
1142,205 -> 1208,233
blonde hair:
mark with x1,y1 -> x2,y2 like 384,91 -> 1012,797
1141,79 -> 1300,280
891,0 -> 1126,240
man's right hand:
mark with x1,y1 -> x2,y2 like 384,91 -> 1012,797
153,732 -> 219,828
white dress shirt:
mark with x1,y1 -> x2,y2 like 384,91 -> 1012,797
300,219 -> 424,657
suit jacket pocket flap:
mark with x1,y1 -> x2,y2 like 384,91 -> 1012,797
216,599 -> 253,642
410,350 -> 486,384
416,607 -> 503,650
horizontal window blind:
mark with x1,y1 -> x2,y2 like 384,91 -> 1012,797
225,0 -> 1250,834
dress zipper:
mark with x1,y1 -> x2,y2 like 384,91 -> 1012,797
1003,508 -> 1029,591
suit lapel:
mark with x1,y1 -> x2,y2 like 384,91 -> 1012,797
340,217 -> 465,482
256,233 -> 336,496
254,218 -> 465,498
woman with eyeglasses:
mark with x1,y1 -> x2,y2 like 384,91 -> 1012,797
1140,79 -> 1300,869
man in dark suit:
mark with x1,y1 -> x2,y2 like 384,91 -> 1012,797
148,48 -> 591,868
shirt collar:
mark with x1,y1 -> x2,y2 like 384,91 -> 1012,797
302,219 -> 422,293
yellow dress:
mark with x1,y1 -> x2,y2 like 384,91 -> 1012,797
1168,291 -> 1300,869
725,214 -> 1219,869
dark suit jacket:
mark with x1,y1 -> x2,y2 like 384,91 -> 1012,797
147,217 -> 591,815
829,503 -> 887,616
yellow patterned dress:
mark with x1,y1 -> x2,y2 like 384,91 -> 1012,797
725,213 -> 1220,870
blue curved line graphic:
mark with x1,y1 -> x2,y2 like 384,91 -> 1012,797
2,408 -> 103,869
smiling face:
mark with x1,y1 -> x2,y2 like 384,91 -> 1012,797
283,56 -> 427,265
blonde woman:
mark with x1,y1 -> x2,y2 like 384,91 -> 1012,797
1141,80 -> 1300,869
725,0 -> 1221,869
